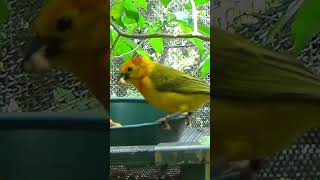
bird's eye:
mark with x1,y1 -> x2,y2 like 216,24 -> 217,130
56,16 -> 73,32
128,67 -> 133,72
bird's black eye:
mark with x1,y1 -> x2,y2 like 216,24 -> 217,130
128,67 -> 133,72
56,16 -> 73,32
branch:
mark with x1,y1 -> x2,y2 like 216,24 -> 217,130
190,0 -> 199,35
110,22 -> 210,41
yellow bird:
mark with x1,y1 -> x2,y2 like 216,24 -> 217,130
213,28 -> 320,161
120,57 -> 210,129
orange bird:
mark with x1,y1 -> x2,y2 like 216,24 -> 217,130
24,0 -> 120,127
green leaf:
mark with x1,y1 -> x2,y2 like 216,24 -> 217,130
191,38 -> 205,58
136,48 -> 150,58
122,0 -> 141,24
112,39 -> 133,61
126,39 -> 150,58
175,20 -> 192,33
185,2 -> 192,10
194,0 -> 209,6
138,14 -> 145,27
133,0 -> 147,11
110,29 -> 119,50
147,28 -> 164,54
110,1 -> 125,22
186,0 -> 209,7
149,38 -> 164,54
198,22 -> 210,37
292,0 -> 320,54
125,24 -> 138,33
160,0 -> 171,6
201,56 -> 210,79
123,15 -> 137,25
124,8 -> 140,24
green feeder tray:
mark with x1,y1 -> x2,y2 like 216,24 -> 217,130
0,113 -> 107,180
110,98 -> 187,146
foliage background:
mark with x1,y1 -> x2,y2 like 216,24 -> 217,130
110,0 -> 210,98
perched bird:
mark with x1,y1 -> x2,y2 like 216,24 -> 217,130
213,28 -> 320,178
24,0 -> 120,127
120,57 -> 210,129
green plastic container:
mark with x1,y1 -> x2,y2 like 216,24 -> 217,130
0,113 -> 107,180
110,98 -> 187,146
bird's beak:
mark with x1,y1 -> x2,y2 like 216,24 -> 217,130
118,73 -> 128,84
23,36 -> 50,73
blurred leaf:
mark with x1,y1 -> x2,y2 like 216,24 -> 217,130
147,28 -> 164,54
292,0 -> 320,54
149,38 -> 164,54
136,47 -> 150,58
173,11 -> 190,21
195,0 -> 209,5
110,0 -> 125,23
126,39 -> 150,58
160,0 -> 171,6
201,55 -> 210,79
186,0 -> 209,7
123,15 -> 137,25
113,38 -> 134,61
191,38 -> 205,58
123,0 -> 140,24
185,2 -> 192,10
133,0 -> 147,11
198,22 -> 210,37
198,136 -> 210,145
138,14 -> 145,27
124,8 -> 140,24
175,20 -> 192,33
125,24 -> 138,33
110,29 -> 119,45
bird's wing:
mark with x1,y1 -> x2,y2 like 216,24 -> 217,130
150,63 -> 210,95
213,28 -> 320,100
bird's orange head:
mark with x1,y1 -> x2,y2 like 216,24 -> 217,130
120,57 -> 153,82
24,0 -> 107,72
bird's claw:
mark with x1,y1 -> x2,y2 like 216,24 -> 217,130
110,119 -> 122,128
158,117 -> 172,130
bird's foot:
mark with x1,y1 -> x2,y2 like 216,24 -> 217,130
185,112 -> 192,126
157,112 -> 182,130
110,119 -> 122,128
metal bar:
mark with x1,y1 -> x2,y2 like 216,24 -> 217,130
0,113 -> 107,130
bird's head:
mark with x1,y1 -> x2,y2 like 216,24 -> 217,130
24,0 -> 107,73
119,57 -> 152,83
